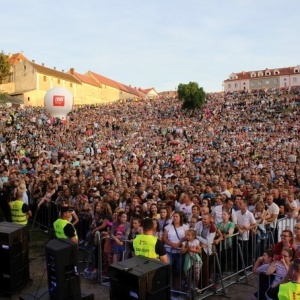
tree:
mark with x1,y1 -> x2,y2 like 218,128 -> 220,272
0,51 -> 11,84
177,81 -> 206,113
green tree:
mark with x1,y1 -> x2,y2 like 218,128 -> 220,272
0,51 -> 11,84
177,81 -> 206,113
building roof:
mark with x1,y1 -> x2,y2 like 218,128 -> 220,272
7,53 -> 28,65
88,71 -> 141,97
88,71 -> 119,89
141,88 -> 154,93
69,69 -> 100,87
29,62 -> 81,84
224,66 -> 299,82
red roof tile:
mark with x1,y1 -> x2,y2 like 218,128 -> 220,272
70,70 -> 100,87
224,66 -> 298,82
30,62 -> 81,84
7,53 -> 28,65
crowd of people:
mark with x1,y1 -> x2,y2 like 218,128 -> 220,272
0,86 -> 300,299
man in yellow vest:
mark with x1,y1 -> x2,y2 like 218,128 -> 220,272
278,259 -> 300,300
10,190 -> 32,225
133,218 -> 168,263
53,206 -> 78,244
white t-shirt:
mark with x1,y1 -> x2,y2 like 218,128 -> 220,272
212,205 -> 237,224
236,210 -> 256,241
164,223 -> 189,253
266,202 -> 279,228
180,202 -> 194,221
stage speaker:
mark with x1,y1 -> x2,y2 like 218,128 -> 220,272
109,256 -> 171,300
0,222 -> 30,294
46,239 -> 81,300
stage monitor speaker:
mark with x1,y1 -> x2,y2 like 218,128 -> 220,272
109,256 -> 171,300
0,222 -> 30,294
46,239 -> 81,300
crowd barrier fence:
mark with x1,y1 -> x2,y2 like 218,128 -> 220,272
28,207 -> 298,299
95,216 -> 297,299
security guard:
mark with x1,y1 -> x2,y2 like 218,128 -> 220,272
10,190 -> 32,225
133,218 -> 168,263
53,206 -> 78,244
278,259 -> 300,300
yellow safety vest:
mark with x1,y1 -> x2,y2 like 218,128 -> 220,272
133,234 -> 159,260
11,200 -> 27,225
53,218 -> 78,240
278,281 -> 300,300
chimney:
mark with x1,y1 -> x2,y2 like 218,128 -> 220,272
42,63 -> 44,66
54,67 -> 56,70
32,60 -> 35,63
70,68 -> 75,74
62,69 -> 64,73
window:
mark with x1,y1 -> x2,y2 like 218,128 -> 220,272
274,79 -> 278,84
258,81 -> 262,86
294,66 -> 300,73
251,72 -> 256,77
228,84 -> 231,88
265,80 -> 269,85
293,77 -> 297,83
234,83 -> 238,88
43,76 -> 47,82
258,71 -> 263,77
265,71 -> 271,76
250,82 -> 255,87
274,70 -> 280,75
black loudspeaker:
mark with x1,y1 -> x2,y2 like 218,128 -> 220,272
45,239 -> 81,300
0,222 -> 30,294
109,256 -> 171,300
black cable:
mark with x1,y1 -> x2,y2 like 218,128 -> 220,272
33,265 -> 47,300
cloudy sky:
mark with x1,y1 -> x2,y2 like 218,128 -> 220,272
2,0 -> 299,93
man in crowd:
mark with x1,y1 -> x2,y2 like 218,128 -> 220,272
278,259 -> 300,299
10,190 -> 32,225
53,206 -> 78,244
133,218 -> 168,263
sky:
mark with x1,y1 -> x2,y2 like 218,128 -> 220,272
1,0 -> 299,93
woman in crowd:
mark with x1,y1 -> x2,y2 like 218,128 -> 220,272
191,204 -> 202,221
75,190 -> 92,243
111,211 -> 130,263
265,247 -> 294,300
252,249 -> 274,300
149,203 -> 160,220
273,229 -> 294,256
293,223 -> 300,254
157,206 -> 170,235
163,211 -> 189,290
201,197 -> 212,213
253,200 -> 270,256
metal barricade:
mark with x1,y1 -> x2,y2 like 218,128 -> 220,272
94,217 -> 297,299
30,201 -> 58,235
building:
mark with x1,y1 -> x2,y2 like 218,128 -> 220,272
223,66 -> 300,92
139,88 -> 158,99
0,52 -> 148,106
